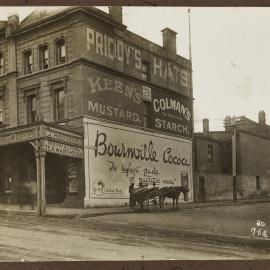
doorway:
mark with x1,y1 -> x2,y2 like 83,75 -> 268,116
199,176 -> 206,203
46,153 -> 67,203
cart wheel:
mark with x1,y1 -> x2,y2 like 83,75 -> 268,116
132,200 -> 144,212
146,190 -> 160,212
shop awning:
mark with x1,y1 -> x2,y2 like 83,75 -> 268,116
0,122 -> 84,159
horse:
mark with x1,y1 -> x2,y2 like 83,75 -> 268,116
158,186 -> 190,210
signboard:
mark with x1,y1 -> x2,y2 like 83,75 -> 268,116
181,172 -> 189,187
45,128 -> 83,147
0,128 -> 38,146
67,162 -> 79,194
44,140 -> 84,159
150,89 -> 192,138
83,67 -> 144,127
83,119 -> 193,206
143,86 -> 152,102
85,26 -> 191,95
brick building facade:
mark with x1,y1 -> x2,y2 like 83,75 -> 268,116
195,112 -> 270,202
0,7 -> 193,212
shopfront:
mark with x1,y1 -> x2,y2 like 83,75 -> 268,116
0,122 -> 84,215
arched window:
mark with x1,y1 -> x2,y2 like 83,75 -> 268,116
39,45 -> 49,70
24,50 -> 33,74
55,38 -> 66,65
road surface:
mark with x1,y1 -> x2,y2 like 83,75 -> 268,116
0,204 -> 269,261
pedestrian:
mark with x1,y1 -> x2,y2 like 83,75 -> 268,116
22,181 -> 37,210
18,181 -> 28,210
28,181 -> 37,210
129,183 -> 134,208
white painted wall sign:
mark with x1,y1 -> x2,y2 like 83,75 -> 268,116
83,118 -> 193,207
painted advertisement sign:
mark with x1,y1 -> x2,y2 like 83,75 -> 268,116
85,26 -> 191,95
150,89 -> 192,138
44,140 -> 84,159
0,128 -> 38,146
45,128 -> 83,147
84,67 -> 144,126
83,119 -> 193,206
66,162 -> 79,194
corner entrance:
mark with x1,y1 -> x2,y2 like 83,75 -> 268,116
0,122 -> 84,215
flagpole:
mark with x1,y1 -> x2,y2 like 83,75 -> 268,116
188,8 -> 196,203
188,9 -> 192,63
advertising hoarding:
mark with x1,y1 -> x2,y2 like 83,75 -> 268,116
83,118 -> 193,207
150,88 -> 192,138
85,26 -> 191,96
83,67 -> 144,127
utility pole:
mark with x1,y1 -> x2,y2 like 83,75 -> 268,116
231,117 -> 237,202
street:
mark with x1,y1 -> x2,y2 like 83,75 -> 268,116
0,202 -> 269,261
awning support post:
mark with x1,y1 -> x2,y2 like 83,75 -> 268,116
34,139 -> 46,217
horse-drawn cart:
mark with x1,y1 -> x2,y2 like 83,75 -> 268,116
129,184 -> 190,211
129,185 -> 160,211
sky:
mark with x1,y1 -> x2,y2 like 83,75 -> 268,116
1,6 -> 269,132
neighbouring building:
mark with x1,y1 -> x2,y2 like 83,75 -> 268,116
0,6 -> 193,212
194,111 -> 270,202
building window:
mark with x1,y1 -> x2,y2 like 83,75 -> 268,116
27,95 -> 37,123
0,53 -> 3,75
143,101 -> 150,128
0,96 -> 3,124
56,38 -> 66,65
142,61 -> 150,81
54,88 -> 65,120
39,45 -> 49,70
24,50 -> 33,74
208,144 -> 214,162
256,176 -> 260,190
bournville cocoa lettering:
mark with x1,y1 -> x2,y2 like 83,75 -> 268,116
94,131 -> 158,162
94,130 -> 190,167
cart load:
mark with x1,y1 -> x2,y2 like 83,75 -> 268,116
129,183 -> 190,211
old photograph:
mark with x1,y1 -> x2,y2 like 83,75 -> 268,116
0,5 -> 269,262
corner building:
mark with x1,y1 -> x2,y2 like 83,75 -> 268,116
0,7 -> 193,209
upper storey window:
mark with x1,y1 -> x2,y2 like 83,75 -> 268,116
39,45 -> 49,70
24,50 -> 33,74
0,53 -> 3,75
54,88 -> 65,120
142,61 -> 150,81
208,144 -> 214,162
0,96 -> 3,124
27,95 -> 37,124
56,38 -> 66,65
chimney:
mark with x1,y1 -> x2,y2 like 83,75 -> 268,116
108,6 -> 123,24
6,13 -> 19,37
258,110 -> 266,125
203,118 -> 209,135
161,28 -> 177,55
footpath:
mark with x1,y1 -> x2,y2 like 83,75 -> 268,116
0,198 -> 270,250
0,197 -> 269,218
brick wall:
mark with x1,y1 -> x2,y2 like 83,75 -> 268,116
194,171 -> 233,202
